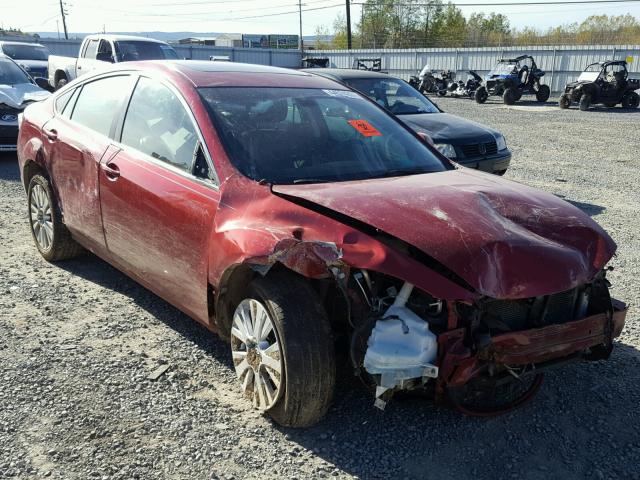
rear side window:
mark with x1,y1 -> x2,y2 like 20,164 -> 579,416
60,88 -> 80,119
55,89 -> 74,113
120,77 -> 198,172
83,39 -> 99,59
71,76 -> 131,136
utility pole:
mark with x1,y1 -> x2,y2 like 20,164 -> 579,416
298,0 -> 303,52
58,0 -> 68,40
345,0 -> 352,50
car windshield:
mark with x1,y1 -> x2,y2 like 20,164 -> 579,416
114,41 -> 178,61
0,58 -> 31,85
1,44 -> 49,61
200,87 -> 448,184
489,63 -> 517,76
344,77 -> 440,115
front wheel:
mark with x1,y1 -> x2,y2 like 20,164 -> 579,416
622,91 -> 640,109
579,94 -> 591,111
558,94 -> 571,109
475,86 -> 488,104
536,84 -> 550,102
503,87 -> 519,105
230,271 -> 335,427
27,174 -> 84,262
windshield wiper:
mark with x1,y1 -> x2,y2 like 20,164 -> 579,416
372,168 -> 435,179
291,178 -> 330,184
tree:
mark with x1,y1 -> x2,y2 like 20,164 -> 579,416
313,25 -> 331,50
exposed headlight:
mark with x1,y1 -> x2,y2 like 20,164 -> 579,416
495,134 -> 507,151
434,143 -> 456,159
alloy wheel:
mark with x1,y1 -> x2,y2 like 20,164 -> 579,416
231,299 -> 283,410
29,184 -> 54,252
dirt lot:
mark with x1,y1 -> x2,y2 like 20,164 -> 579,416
1,96 -> 639,480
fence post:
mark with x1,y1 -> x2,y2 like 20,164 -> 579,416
455,48 -> 459,71
268,49 -> 273,66
612,46 -> 617,60
550,48 -> 557,92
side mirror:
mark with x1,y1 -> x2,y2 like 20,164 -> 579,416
417,131 -> 434,146
35,77 -> 51,91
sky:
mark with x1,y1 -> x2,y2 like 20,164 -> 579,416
4,0 -> 640,37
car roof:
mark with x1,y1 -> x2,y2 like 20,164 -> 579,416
302,68 -> 392,80
107,60 -> 350,89
84,34 -> 168,44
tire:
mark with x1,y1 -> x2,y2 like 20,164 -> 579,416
622,91 -> 640,109
558,94 -> 571,109
503,87 -> 519,105
474,86 -> 488,104
536,84 -> 550,102
230,271 -> 335,428
27,174 -> 84,262
579,94 -> 591,111
55,76 -> 67,91
494,169 -> 507,176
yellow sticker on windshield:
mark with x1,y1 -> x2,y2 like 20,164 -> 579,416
348,119 -> 381,137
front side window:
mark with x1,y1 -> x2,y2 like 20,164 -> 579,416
1,44 -> 49,61
114,41 -> 177,61
200,87 -> 448,185
121,77 -> 198,172
71,76 -> 131,136
345,78 -> 439,115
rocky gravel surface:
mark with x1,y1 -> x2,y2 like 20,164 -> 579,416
1,97 -> 639,480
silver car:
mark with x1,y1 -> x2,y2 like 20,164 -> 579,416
0,55 -> 50,152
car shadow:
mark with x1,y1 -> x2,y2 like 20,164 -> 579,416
556,195 -> 606,217
56,253 -> 639,479
0,153 -> 21,182
56,253 -> 233,364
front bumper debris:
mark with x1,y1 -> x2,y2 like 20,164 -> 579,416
438,299 -> 627,390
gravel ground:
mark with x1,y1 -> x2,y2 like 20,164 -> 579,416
1,96 -> 639,480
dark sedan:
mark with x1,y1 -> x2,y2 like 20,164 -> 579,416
305,69 -> 511,175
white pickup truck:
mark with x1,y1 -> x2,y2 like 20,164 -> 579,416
48,34 -> 178,90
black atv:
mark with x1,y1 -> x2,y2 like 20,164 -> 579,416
475,55 -> 550,105
448,70 -> 483,98
559,60 -> 640,111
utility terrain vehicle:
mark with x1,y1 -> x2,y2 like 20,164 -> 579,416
559,60 -> 640,110
475,55 -> 550,105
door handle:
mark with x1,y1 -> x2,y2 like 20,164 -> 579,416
43,127 -> 58,141
102,161 -> 120,180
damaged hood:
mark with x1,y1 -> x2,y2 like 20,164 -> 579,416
400,113 -> 498,144
0,83 -> 50,109
273,169 -> 615,299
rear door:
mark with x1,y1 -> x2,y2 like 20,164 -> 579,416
45,74 -> 134,253
98,75 -> 220,323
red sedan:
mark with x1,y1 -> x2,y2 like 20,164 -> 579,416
17,61 -> 626,427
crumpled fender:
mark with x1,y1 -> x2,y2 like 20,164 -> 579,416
207,174 -> 476,302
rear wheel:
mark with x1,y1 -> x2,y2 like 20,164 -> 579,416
535,84 -> 550,102
474,86 -> 488,104
579,94 -> 591,111
230,271 -> 335,427
503,87 -> 519,105
55,76 -> 67,91
27,174 -> 84,262
622,91 -> 640,109
558,94 -> 571,109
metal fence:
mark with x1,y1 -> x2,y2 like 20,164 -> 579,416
3,36 -> 639,91
308,45 -> 640,92
0,36 -> 302,68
